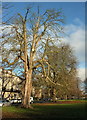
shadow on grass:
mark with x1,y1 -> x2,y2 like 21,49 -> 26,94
2,102 -> 87,120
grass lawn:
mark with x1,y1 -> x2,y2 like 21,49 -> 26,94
2,100 -> 87,120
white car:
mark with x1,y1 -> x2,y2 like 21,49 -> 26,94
30,97 -> 33,103
10,99 -> 22,104
10,98 -> 33,104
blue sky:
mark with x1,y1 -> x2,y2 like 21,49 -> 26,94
2,2 -> 85,80
4,2 -> 85,24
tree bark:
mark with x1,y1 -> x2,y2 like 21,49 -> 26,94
21,16 -> 37,108
22,21 -> 33,108
23,70 -> 32,108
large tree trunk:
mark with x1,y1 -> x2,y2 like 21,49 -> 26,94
22,21 -> 33,108
22,18 -> 36,108
23,69 -> 32,108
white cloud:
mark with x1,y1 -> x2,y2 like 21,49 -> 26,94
0,25 -> 14,38
77,68 -> 85,81
62,19 -> 85,81
62,20 -> 85,63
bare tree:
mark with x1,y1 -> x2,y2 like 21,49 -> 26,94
84,78 -> 87,93
32,43 -> 79,101
45,43 -> 79,100
1,6 -> 64,108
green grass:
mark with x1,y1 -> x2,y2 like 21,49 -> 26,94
2,102 -> 87,120
57,99 -> 87,101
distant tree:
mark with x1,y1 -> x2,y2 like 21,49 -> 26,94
45,43 -> 79,100
84,78 -> 87,93
32,43 -> 79,100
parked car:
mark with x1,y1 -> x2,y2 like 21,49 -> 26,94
30,97 -> 33,103
10,99 -> 22,104
0,100 -> 10,106
42,98 -> 52,102
9,97 -> 33,105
